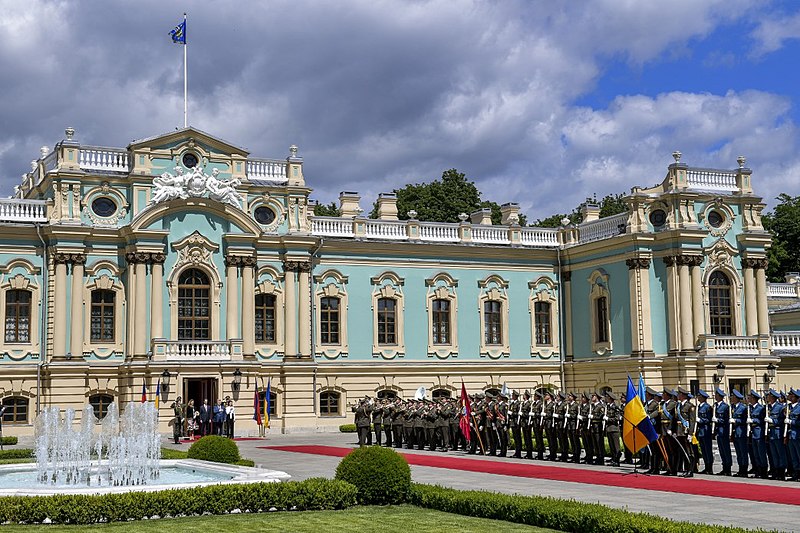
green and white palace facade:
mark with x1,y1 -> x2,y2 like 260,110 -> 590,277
1,127 -> 799,434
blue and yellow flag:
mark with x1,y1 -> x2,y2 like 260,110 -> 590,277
623,375 -> 658,453
170,18 -> 186,44
265,378 -> 271,429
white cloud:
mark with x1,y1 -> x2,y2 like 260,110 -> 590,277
751,10 -> 800,56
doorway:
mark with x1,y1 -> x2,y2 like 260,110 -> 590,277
183,378 -> 218,408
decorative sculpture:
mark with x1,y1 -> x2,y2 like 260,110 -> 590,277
150,166 -> 243,208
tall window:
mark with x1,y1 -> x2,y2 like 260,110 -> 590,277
90,290 -> 115,342
377,298 -> 396,344
255,294 -> 276,342
178,268 -> 210,340
709,271 -> 733,335
377,389 -> 397,400
259,390 -> 278,416
484,300 -> 502,345
319,391 -> 340,416
89,394 -> 114,420
432,389 -> 451,400
320,296 -> 340,344
432,299 -> 450,344
5,289 -> 31,343
534,301 -> 552,345
595,296 -> 609,343
1,396 -> 28,424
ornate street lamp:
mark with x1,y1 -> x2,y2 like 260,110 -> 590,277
161,369 -> 171,393
232,368 -> 243,391
763,363 -> 777,385
712,362 -> 726,384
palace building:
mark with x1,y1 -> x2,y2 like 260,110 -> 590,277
1,126 -> 799,434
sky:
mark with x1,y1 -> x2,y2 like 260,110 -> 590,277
1,0 -> 800,221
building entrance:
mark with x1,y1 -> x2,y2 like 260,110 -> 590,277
183,378 -> 218,408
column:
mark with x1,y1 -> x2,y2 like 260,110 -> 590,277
284,262 -> 298,358
125,253 -> 137,357
663,256 -> 679,352
754,259 -> 770,335
52,254 -> 69,358
626,258 -> 652,355
689,256 -> 704,341
225,256 -> 240,340
241,257 -> 256,356
678,255 -> 693,351
150,254 -> 165,340
563,271 -> 573,359
743,259 -> 758,336
298,263 -> 311,358
69,255 -> 86,358
133,254 -> 147,357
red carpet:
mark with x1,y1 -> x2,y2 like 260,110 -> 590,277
261,445 -> 800,506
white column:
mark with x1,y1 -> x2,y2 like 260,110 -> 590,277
743,261 -> 758,336
225,257 -> 239,340
241,257 -> 256,356
690,256 -> 704,342
678,256 -> 693,350
755,261 -> 770,336
563,271 -> 573,359
298,265 -> 311,358
627,258 -> 652,354
150,256 -> 164,339
284,263 -> 297,357
53,255 -> 68,358
69,257 -> 85,358
664,256 -> 679,352
134,257 -> 147,356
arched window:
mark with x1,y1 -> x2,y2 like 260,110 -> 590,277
319,391 -> 340,416
320,296 -> 340,344
484,300 -> 502,345
485,387 -> 501,397
534,301 -> 552,345
90,290 -> 115,342
1,396 -> 28,424
178,269 -> 210,340
258,390 -> 278,416
595,296 -> 609,343
377,297 -> 397,345
432,299 -> 450,344
5,289 -> 31,343
432,388 -> 451,400
255,294 -> 276,343
709,271 -> 733,335
89,394 -> 114,420
377,389 -> 397,400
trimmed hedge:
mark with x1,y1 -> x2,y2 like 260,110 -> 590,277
0,448 -> 33,460
0,478 -> 357,525
187,435 -> 241,464
0,436 -> 18,445
409,484 -> 757,533
160,447 -> 189,460
339,424 -> 357,433
335,446 -> 410,505
235,459 -> 256,467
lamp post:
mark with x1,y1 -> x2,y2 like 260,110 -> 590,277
763,363 -> 776,387
712,362 -> 726,385
161,369 -> 171,393
232,368 -> 243,392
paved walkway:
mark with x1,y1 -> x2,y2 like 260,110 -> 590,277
160,432 -> 797,532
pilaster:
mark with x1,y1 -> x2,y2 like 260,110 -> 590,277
663,256 -> 679,353
742,259 -> 758,336
689,256 -> 704,342
562,270 -> 573,360
150,254 -> 165,340
676,255 -> 694,351
52,254 -> 70,359
753,258 -> 770,335
225,256 -> 240,341
283,263 -> 298,358
69,255 -> 86,358
241,256 -> 257,356
626,257 -> 652,355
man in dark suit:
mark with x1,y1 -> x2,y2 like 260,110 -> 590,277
199,398 -> 212,436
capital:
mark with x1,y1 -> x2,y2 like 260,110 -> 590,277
626,257 -> 651,270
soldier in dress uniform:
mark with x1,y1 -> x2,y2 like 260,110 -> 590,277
352,398 -> 372,447
435,398 -> 451,452
589,392 -> 605,466
566,391 -> 581,463
712,388 -> 731,476
766,389 -> 787,480
371,400 -> 383,446
403,400 -> 416,449
469,393 -> 484,454
694,390 -> 713,474
532,390 -> 546,460
449,398 -> 461,451
520,390 -> 534,459
579,391 -> 593,465
423,400 -> 437,451
675,387 -> 696,477
509,390 -> 522,458
730,389 -> 749,477
544,391 -> 558,461
392,398 -> 405,448
661,388 -> 678,475
748,389 -> 768,479
787,388 -> 800,481
604,391 -> 622,467
556,391 -> 569,462
643,388 -> 660,473
496,392 -> 509,457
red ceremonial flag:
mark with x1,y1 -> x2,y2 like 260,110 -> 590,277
141,381 -> 147,403
253,387 -> 262,426
459,380 -> 472,443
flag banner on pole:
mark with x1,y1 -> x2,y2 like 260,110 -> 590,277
638,373 -> 646,405
170,19 -> 186,44
265,378 -> 271,429
253,386 -> 262,426
141,381 -> 147,404
155,379 -> 160,409
459,381 -> 472,443
623,375 -> 658,454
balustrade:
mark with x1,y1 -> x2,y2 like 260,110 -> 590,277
472,225 -> 510,245
311,216 -> 355,237
686,168 -> 737,192
246,159 -> 287,181
771,332 -> 800,352
419,222 -> 459,242
520,227 -> 559,247
0,199 -> 47,223
364,219 -> 407,240
578,213 -> 627,244
162,341 -> 231,360
79,147 -> 130,172
768,283 -> 799,298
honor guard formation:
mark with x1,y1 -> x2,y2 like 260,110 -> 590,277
351,385 -> 800,481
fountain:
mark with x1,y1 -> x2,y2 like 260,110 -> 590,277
0,401 -> 289,496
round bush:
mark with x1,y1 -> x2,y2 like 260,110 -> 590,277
186,435 -> 241,464
338,424 -> 357,433
334,446 -> 411,505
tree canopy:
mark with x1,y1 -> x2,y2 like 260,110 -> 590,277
531,193 -> 628,227
313,201 -> 341,217
763,193 -> 800,282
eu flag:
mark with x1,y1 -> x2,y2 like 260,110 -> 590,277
622,375 -> 658,453
170,19 -> 186,44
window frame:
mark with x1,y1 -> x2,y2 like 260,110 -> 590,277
88,393 -> 114,420
90,289 -> 116,343
534,300 -> 552,346
1,396 -> 29,425
254,293 -> 277,343
319,296 -> 341,345
177,268 -> 211,341
314,271 -> 349,359
426,273 -> 459,359
708,270 -> 733,336
319,390 -> 341,417
588,270 -> 612,355
4,289 -> 31,344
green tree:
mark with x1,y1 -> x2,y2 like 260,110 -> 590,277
314,201 -> 341,217
531,192 -> 627,227
763,193 -> 800,282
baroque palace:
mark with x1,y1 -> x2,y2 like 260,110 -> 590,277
1,126 -> 799,434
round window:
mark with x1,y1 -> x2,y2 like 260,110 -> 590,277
91,197 -> 117,218
707,210 -> 724,228
649,209 -> 667,227
182,152 -> 199,168
254,206 -> 276,225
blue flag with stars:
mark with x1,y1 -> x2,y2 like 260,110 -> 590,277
170,19 -> 186,44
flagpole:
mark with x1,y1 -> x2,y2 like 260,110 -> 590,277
183,12 -> 188,128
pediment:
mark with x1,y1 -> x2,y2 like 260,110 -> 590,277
128,127 -> 249,157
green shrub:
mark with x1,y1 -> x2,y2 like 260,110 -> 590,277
187,435 -> 241,464
160,447 -> 188,460
339,423 -> 357,432
0,478 -> 358,525
235,459 -> 256,467
0,436 -> 18,445
334,446 -> 410,505
0,448 -> 33,460
409,484 -> 754,533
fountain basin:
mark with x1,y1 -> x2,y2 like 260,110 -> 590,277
0,459 -> 290,496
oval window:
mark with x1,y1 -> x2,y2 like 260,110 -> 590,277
649,209 -> 666,227
91,197 -> 117,218
182,152 -> 199,168
707,210 -> 724,228
254,206 -> 276,225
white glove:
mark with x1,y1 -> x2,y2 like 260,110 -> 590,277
564,413 -> 570,418
553,413 -> 560,418
577,415 -> 584,421
712,417 -> 718,423
667,430 -> 672,435
766,417 -> 773,424
603,416 -> 609,422
746,418 -> 753,424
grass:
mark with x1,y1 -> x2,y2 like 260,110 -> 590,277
0,505 -> 558,532
0,457 -> 34,465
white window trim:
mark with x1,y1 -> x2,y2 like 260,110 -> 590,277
0,274 -> 41,360
255,266 -> 285,359
425,273 -> 458,359
478,274 -> 510,359
84,274 -> 126,357
314,270 -> 349,359
703,266 -> 742,336
370,271 -> 405,359
588,270 -> 612,355
529,276 -> 559,359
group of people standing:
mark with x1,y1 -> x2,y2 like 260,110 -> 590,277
351,384 -> 800,482
170,396 -> 236,443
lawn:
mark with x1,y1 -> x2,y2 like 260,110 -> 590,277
0,505 -> 558,533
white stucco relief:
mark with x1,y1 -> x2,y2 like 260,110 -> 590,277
150,166 -> 244,207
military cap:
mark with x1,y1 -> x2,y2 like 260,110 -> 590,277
676,386 -> 690,396
523,389 -> 531,398
664,388 -> 677,398
653,391 -> 663,399
748,389 -> 761,399
567,391 -> 577,399
512,390 -> 519,397
645,386 -> 658,396
789,388 -> 799,397
475,392 -> 485,399
535,390 -> 544,398
768,389 -> 781,399
485,392 -> 494,399
582,391 -> 591,401
714,387 -> 726,398
731,389 -> 744,400
557,391 -> 566,400
605,391 -> 618,401
696,390 -> 710,399
590,391 -> 600,399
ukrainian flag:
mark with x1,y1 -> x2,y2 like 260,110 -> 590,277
623,375 -> 658,453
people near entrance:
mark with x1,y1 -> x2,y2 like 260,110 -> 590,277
225,397 -> 236,438
213,399 -> 226,436
171,396 -> 184,444
185,399 -> 196,440
199,399 -> 212,436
